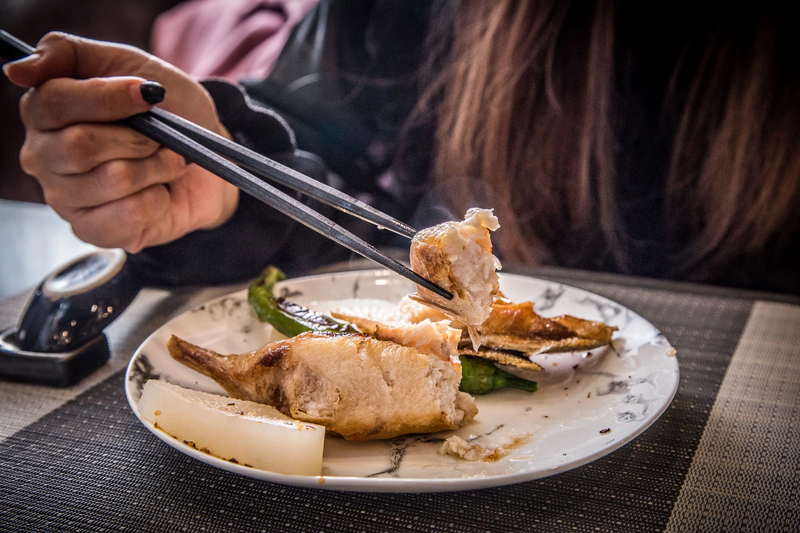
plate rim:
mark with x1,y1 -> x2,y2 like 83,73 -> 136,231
124,269 -> 680,492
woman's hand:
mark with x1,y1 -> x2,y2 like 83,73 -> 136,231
3,32 -> 239,253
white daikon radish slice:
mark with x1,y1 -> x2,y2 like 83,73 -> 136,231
139,380 -> 325,476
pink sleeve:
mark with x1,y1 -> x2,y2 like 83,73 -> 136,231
151,0 -> 318,81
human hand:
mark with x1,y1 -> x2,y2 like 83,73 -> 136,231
3,32 -> 239,252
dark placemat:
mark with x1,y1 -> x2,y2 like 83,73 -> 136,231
0,280 -> 753,533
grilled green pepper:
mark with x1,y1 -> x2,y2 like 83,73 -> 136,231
248,266 -> 356,338
458,354 -> 538,394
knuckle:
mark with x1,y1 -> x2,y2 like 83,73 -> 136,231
61,125 -> 94,162
18,90 -> 34,125
39,31 -> 69,46
18,140 -> 39,175
102,159 -> 134,191
90,160 -> 128,202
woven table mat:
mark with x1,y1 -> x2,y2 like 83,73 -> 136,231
665,301 -> 800,532
0,275 -> 755,532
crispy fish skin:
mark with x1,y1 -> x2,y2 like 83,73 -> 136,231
167,333 -> 477,441
470,301 -> 617,355
458,346 -> 544,372
481,302 -> 574,340
549,315 -> 616,343
461,334 -> 612,356
482,302 -> 615,343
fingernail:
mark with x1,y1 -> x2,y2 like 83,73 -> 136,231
140,80 -> 165,105
2,53 -> 41,75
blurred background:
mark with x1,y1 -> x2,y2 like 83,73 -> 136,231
0,0 -> 184,297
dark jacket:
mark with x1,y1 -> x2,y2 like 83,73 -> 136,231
129,0 -> 800,295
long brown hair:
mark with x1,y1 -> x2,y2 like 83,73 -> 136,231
416,0 -> 800,285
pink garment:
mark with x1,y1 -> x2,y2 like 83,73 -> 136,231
151,0 -> 318,81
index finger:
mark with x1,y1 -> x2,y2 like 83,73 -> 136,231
4,32 -> 152,89
21,76 -> 159,130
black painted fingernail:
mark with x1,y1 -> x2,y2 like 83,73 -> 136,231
140,80 -> 165,104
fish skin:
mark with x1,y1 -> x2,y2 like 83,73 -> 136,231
467,301 -> 617,355
461,334 -> 612,356
167,333 -> 477,441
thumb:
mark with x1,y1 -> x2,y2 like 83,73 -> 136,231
4,32 -> 151,88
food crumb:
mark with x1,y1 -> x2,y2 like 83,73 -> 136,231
667,348 -> 677,357
600,428 -> 611,434
154,410 -> 161,416
438,435 -> 517,462
572,364 -> 579,370
227,402 -> 235,406
587,392 -> 592,398
543,415 -> 549,418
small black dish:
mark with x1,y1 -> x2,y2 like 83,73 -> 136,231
0,328 -> 111,387
0,249 -> 141,386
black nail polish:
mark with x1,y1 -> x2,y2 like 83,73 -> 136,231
140,81 -> 165,104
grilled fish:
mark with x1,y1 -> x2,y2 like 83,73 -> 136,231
167,333 -> 477,441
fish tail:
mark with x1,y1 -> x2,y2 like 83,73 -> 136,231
167,335 -> 238,392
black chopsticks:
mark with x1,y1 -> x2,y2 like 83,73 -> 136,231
1,30 -> 453,300
125,113 -> 452,297
0,30 -> 34,61
147,107 -> 417,239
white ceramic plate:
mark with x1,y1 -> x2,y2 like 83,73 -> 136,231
125,270 -> 678,492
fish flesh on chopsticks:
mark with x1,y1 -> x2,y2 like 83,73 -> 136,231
409,208 -> 502,349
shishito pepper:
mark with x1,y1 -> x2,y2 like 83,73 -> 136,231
248,267 -> 536,394
248,267 -> 356,338
458,354 -> 538,394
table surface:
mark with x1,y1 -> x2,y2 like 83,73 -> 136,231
1,264 -> 798,533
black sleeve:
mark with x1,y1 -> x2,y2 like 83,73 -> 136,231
127,79 -> 349,287
128,0 -> 434,288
